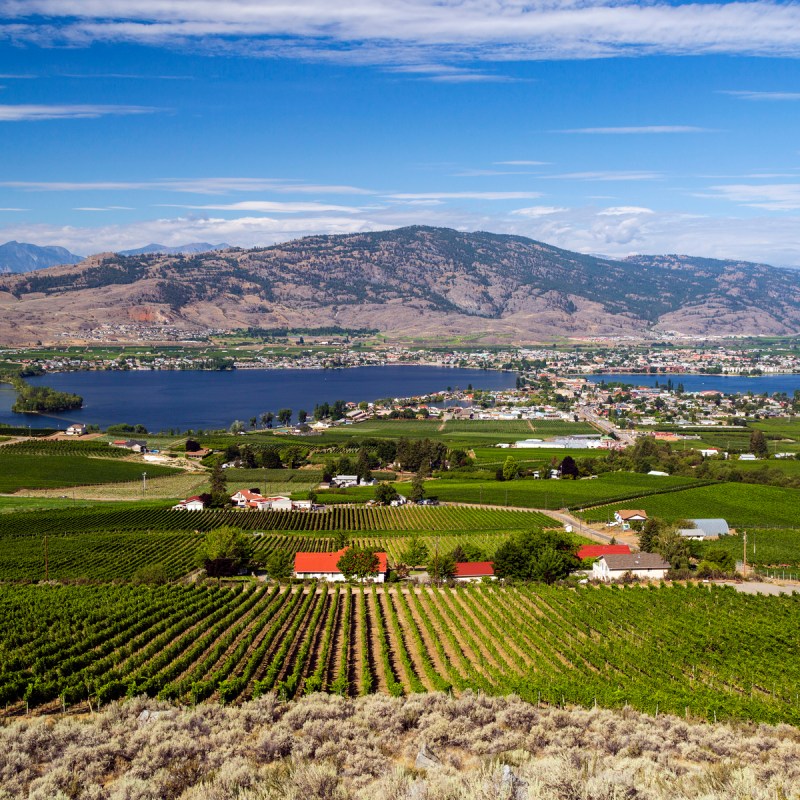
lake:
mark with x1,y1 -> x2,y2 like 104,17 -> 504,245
585,373 -> 800,394
0,366 -> 517,432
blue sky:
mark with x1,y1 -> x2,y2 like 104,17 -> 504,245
1,1 -> 800,264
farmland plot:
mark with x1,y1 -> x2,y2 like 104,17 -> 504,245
3,583 -> 799,726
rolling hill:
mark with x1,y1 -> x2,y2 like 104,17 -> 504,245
0,226 -> 797,344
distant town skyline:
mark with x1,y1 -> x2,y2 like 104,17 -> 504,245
1,1 -> 800,265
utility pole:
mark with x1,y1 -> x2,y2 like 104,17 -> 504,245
43,534 -> 48,581
743,530 -> 747,576
142,471 -> 147,496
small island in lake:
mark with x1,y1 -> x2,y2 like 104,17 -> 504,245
11,384 -> 83,413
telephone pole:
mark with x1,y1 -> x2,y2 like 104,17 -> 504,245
742,530 -> 747,576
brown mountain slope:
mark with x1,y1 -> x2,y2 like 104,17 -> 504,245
0,226 -> 798,344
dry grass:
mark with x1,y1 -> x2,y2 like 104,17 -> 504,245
17,472 -> 208,501
1,693 -> 798,799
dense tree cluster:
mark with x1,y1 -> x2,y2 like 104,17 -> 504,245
494,529 -> 580,584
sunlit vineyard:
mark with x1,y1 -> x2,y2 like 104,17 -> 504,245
0,504 -> 554,536
3,583 -> 798,725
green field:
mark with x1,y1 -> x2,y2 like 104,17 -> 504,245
470,445 -> 605,467
0,453 -> 181,493
581,481 -> 800,528
3,582 -> 798,725
403,472 -> 704,510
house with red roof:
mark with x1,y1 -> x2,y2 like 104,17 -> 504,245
231,488 -> 266,508
453,561 -> 495,583
577,544 -> 631,562
294,548 -> 389,583
171,495 -> 206,511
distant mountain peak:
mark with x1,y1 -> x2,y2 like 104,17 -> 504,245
0,241 -> 83,274
117,242 -> 231,256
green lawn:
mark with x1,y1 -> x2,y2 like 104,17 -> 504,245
580,482 -> 800,528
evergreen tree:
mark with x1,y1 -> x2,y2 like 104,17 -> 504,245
638,517 -> 662,552
750,429 -> 769,458
410,472 -> 426,502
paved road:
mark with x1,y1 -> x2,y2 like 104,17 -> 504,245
717,580 -> 800,596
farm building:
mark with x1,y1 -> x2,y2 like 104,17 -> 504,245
593,553 -> 670,582
682,519 -> 730,539
294,548 -> 389,583
453,562 -> 495,582
577,544 -> 631,561
65,423 -> 87,436
230,489 -> 265,508
613,509 -> 648,525
172,495 -> 206,511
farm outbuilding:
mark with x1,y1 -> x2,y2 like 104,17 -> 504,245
294,549 -> 389,582
593,553 -> 670,582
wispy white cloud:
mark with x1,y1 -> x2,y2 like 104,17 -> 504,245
158,200 -> 362,213
559,125 -> 714,134
547,171 -> 661,181
0,104 -> 160,121
598,206 -> 655,216
704,183 -> 800,210
5,204 -> 800,266
721,90 -> 800,101
0,207 -> 28,211
386,64 -> 516,82
4,1 -> 800,63
512,206 -> 568,217
494,160 -> 550,166
0,177 -> 374,195
74,206 -> 135,211
387,191 -> 542,200
450,168 -> 540,177
61,73 -> 194,80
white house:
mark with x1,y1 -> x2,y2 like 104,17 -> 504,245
613,509 -> 648,527
172,495 -> 206,511
593,553 -> 670,582
65,423 -> 87,436
738,453 -> 758,461
230,488 -> 265,508
294,548 -> 389,582
332,474 -> 359,488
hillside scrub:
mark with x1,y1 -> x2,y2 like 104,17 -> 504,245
1,692 -> 799,799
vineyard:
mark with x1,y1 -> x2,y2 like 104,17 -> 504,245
0,504 -> 553,536
0,451 -> 181,493
0,529 -> 522,582
428,472 -> 706,509
3,583 -> 799,725
580,481 -> 800,528
0,440 -> 131,458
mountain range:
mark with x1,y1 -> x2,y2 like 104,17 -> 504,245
0,241 -> 83,274
0,226 -> 798,344
117,242 -> 231,256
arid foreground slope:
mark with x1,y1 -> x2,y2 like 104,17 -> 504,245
3,692 -> 798,800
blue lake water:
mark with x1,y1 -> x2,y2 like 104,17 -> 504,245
0,366 -> 517,432
585,373 -> 800,394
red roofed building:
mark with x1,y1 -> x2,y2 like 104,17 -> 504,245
577,544 -> 631,561
294,548 -> 389,583
453,561 -> 495,582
